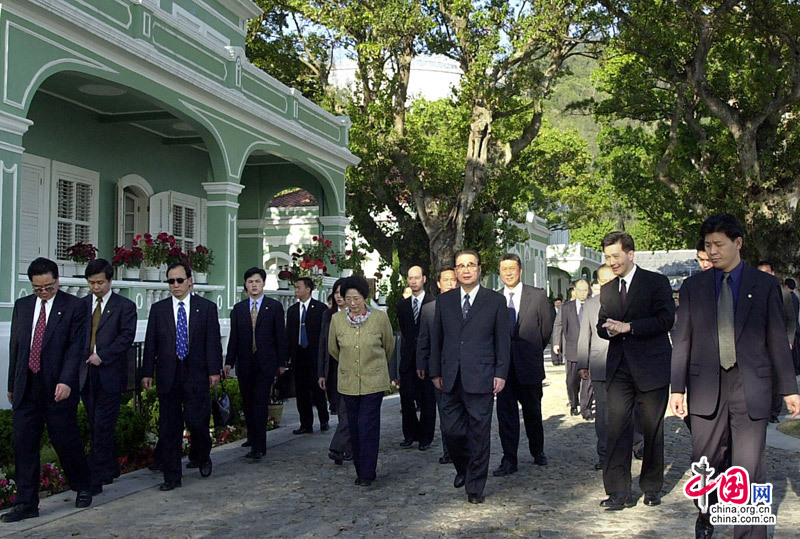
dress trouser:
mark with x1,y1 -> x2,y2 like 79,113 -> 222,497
238,364 -> 273,454
594,380 -> 609,461
579,375 -> 594,419
13,370 -> 91,507
603,356 -> 668,495
295,346 -> 329,429
343,392 -> 383,481
496,364 -> 544,465
399,368 -> 421,441
566,360 -> 581,408
329,391 -> 352,457
81,366 -> 122,486
691,365 -> 767,539
434,387 -> 450,459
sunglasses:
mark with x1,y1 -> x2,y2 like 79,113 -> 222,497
165,278 -> 189,285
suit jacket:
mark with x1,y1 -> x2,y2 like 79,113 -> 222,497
597,266 -> 675,392
552,299 -> 582,362
502,285 -> 555,385
576,295 -> 609,381
397,293 -> 434,374
416,299 -> 437,372
429,286 -> 510,394
142,294 -> 223,395
286,298 -> 325,364
226,296 -> 288,378
8,290 -> 87,409
81,292 -> 137,393
781,287 -> 797,344
671,264 -> 798,419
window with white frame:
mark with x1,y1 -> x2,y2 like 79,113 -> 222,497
149,190 -> 206,251
50,161 -> 99,262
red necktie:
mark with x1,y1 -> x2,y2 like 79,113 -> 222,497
29,299 -> 47,373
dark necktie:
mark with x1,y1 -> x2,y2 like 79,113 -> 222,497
413,297 -> 419,324
29,299 -> 47,373
620,279 -> 628,306
578,301 -> 583,325
300,304 -> 309,348
176,301 -> 188,360
251,300 -> 258,353
90,297 -> 102,353
508,292 -> 516,336
462,294 -> 471,321
718,272 -> 736,370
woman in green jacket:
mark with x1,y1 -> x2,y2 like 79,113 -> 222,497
328,275 -> 394,486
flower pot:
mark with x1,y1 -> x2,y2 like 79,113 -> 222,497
340,269 -> 353,277
268,404 -> 284,427
194,272 -> 207,284
278,279 -> 289,290
143,265 -> 161,282
377,295 -> 387,305
122,266 -> 141,280
73,262 -> 87,278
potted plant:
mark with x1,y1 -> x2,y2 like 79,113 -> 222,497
135,233 -> 171,281
288,236 -> 336,289
64,241 -> 98,277
333,239 -> 368,277
188,245 -> 214,283
277,266 -> 297,289
375,272 -> 389,304
112,245 -> 143,280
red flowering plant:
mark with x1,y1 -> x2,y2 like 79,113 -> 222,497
187,245 -> 214,273
0,470 -> 16,509
111,245 -> 143,268
39,462 -> 68,496
64,241 -> 98,264
134,232 -> 174,267
288,236 -> 337,287
334,238 -> 368,274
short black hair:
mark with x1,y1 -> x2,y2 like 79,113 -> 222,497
554,295 -> 563,301
785,278 -> 796,290
167,261 -> 192,279
27,257 -> 59,280
700,213 -> 744,242
85,258 -> 113,280
296,276 -> 315,291
756,261 -> 773,271
243,267 -> 266,282
500,253 -> 522,269
695,238 -> 706,253
437,268 -> 455,282
454,248 -> 481,266
341,275 -> 370,300
601,231 -> 635,252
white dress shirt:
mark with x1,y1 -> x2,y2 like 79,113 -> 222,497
30,296 -> 54,348
172,295 -> 190,336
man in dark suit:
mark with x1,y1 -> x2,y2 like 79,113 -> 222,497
142,261 -> 222,491
671,214 -> 799,539
787,278 -> 800,374
416,268 -> 458,464
493,253 -> 554,477
551,297 -> 564,365
553,279 -> 592,417
286,277 -> 328,434
2,258 -> 92,523
225,267 -> 287,460
396,266 -> 435,449
430,249 -> 510,504
596,231 -> 675,510
81,259 -> 137,494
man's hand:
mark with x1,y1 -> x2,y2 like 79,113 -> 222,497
7,392 -> 12,404
493,377 -> 506,395
209,374 -> 220,388
223,365 -> 232,378
784,394 -> 800,418
670,392 -> 687,418
417,369 -> 427,380
552,344 -> 560,355
54,383 -> 71,402
277,366 -> 286,376
602,318 -> 631,336
86,353 -> 102,367
432,376 -> 443,390
578,368 -> 590,380
142,377 -> 153,390
318,377 -> 326,391
392,379 -> 400,386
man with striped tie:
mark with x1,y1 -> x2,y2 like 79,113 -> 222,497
142,261 -> 222,491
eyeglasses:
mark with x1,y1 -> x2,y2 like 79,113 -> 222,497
344,296 -> 364,303
32,283 -> 57,293
455,262 -> 479,271
165,278 -> 189,285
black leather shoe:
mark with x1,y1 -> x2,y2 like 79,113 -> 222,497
643,491 -> 661,506
342,454 -> 353,461
200,459 -> 212,477
245,450 -> 264,460
493,461 -> 517,476
90,484 -> 103,496
533,454 -> 548,466
292,427 -> 313,435
453,474 -> 466,488
418,443 -> 431,451
75,491 -> 92,508
467,494 -> 485,504
186,461 -> 200,469
358,478 -> 373,487
320,421 -> 330,431
695,514 -> 714,538
400,438 -> 415,448
439,455 -> 452,464
328,451 -> 343,465
600,492 -> 635,510
159,481 -> 181,491
594,461 -> 604,470
570,407 -> 579,416
0,505 -> 39,522
241,440 -> 253,447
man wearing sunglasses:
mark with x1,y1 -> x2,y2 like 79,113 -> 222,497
142,261 -> 223,491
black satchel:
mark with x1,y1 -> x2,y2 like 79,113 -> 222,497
212,381 -> 234,428
273,367 -> 296,401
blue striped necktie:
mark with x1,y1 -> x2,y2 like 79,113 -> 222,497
176,301 -> 188,360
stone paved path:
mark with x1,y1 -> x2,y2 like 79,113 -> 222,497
4,359 -> 800,538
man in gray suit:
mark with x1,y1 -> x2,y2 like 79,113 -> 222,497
553,279 -> 592,417
430,249 -> 510,504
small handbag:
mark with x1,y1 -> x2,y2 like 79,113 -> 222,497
212,380 -> 234,427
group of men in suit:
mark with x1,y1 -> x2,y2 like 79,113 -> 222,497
553,278 -> 594,419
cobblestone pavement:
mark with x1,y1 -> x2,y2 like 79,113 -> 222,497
5,360 -> 800,538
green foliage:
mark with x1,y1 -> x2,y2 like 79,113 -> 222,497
0,410 -> 12,469
385,247 -> 403,331
140,386 -> 160,435
115,404 -> 148,458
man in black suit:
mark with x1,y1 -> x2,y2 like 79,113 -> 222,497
2,258 -> 92,523
596,231 -> 675,510
786,278 -> 800,374
225,267 -> 287,460
81,259 -> 137,494
430,249 -> 510,504
493,253 -> 554,477
671,214 -> 799,539
553,279 -> 592,417
551,297 -> 564,365
396,265 -> 435,449
286,277 -> 328,434
416,268 -> 458,464
142,261 -> 222,491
